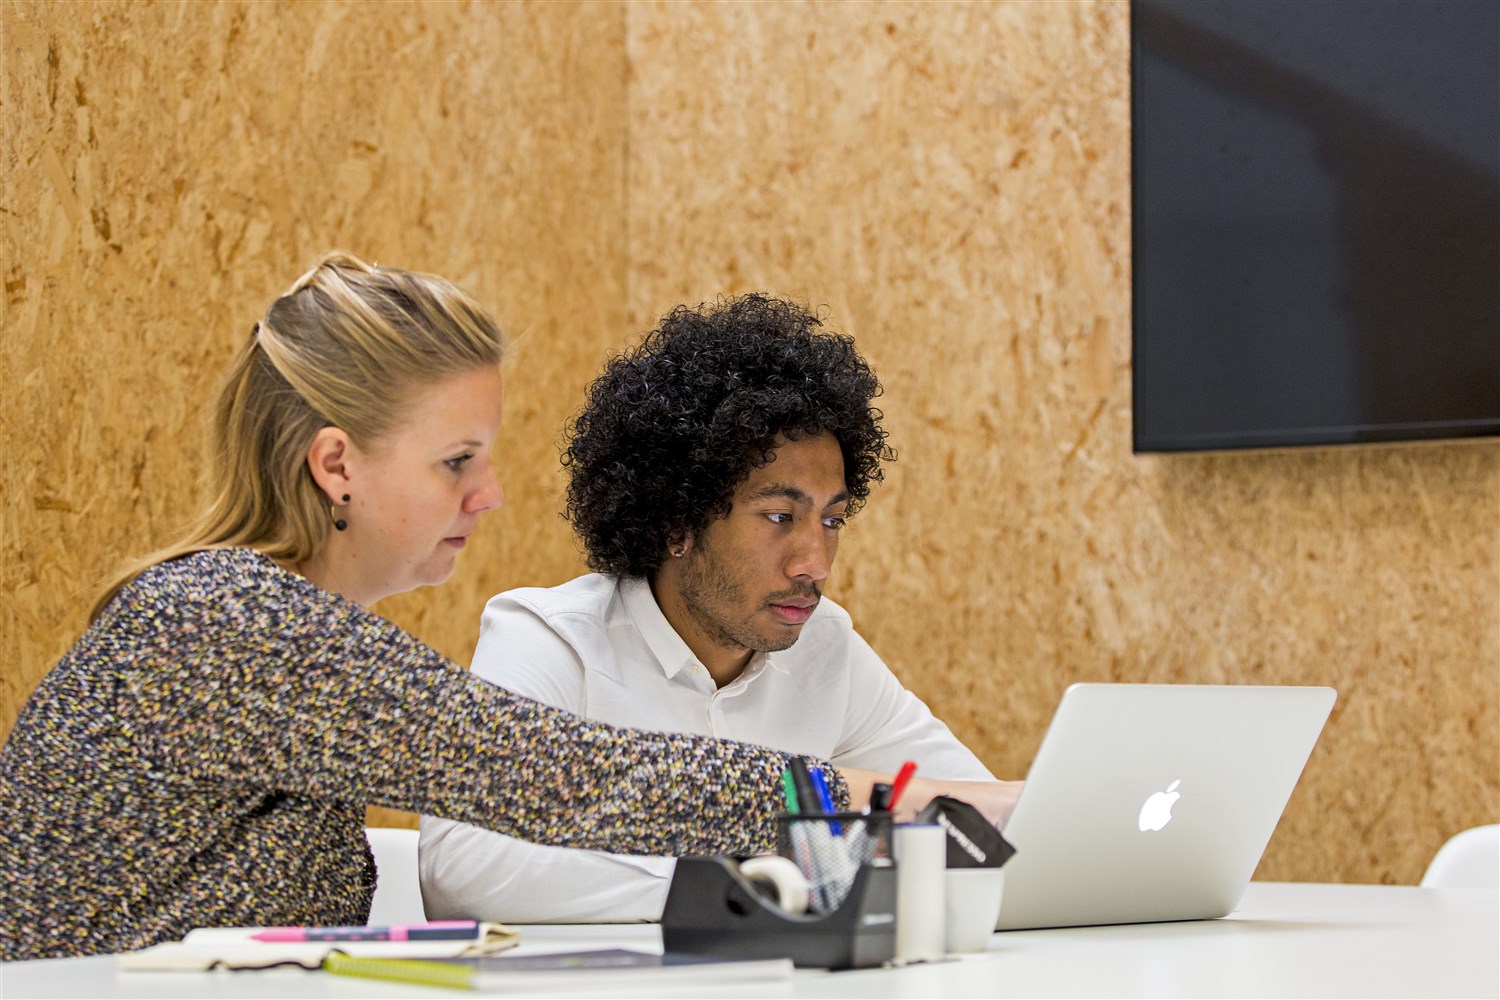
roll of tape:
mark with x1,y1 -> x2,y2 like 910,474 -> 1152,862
738,855 -> 811,915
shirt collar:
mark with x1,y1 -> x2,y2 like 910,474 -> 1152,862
619,575 -> 701,681
618,576 -> 792,683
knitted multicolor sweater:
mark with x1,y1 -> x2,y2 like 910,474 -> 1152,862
0,548 -> 844,960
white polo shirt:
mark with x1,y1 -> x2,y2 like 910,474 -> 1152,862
419,573 -> 993,923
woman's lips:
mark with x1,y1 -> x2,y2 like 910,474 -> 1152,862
444,536 -> 469,549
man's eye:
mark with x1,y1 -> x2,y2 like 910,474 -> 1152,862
824,516 -> 847,530
765,512 -> 792,524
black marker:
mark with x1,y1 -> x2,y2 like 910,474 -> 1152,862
788,758 -> 822,816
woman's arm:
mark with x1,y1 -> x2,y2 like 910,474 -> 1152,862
114,552 -> 847,859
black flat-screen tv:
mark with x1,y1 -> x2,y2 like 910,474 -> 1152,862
1131,0 -> 1500,453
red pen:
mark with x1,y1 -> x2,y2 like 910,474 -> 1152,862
251,920 -> 478,943
888,760 -> 918,811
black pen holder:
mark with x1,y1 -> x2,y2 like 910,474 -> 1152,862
662,813 -> 897,970
775,811 -> 893,913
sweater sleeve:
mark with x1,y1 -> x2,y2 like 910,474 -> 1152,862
108,552 -> 844,858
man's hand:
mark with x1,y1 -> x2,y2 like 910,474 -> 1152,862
835,768 -> 1024,828
897,778 -> 1024,828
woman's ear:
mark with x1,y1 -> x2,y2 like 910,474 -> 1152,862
306,427 -> 353,503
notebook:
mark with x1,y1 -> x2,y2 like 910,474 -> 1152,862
324,949 -> 794,992
118,922 -> 518,971
995,682 -> 1336,930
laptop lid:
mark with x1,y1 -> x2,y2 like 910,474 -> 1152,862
995,683 -> 1336,930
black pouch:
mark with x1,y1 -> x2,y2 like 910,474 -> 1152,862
914,795 -> 1017,869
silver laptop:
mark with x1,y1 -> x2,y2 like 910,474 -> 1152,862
995,683 -> 1336,930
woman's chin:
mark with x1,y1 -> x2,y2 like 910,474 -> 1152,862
423,554 -> 461,587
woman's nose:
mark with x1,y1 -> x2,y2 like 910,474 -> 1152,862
468,470 -> 505,514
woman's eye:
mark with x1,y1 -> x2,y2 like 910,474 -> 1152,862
445,454 -> 474,472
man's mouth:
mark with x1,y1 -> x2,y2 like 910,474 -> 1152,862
768,596 -> 818,625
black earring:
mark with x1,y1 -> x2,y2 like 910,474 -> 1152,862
333,494 -> 349,532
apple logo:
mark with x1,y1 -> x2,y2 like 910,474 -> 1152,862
1137,779 -> 1182,832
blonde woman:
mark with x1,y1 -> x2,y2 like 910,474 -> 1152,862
0,254 -> 949,962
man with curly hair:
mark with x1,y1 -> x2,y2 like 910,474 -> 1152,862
419,294 -> 1011,923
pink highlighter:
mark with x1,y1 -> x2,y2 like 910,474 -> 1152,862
251,919 -> 479,943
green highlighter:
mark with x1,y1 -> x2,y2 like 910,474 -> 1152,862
324,952 -> 475,991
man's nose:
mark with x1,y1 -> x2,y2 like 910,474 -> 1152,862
786,524 -> 833,582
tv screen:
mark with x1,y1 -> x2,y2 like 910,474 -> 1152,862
1131,0 -> 1500,453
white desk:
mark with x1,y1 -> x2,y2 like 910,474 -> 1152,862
3,883 -> 1495,999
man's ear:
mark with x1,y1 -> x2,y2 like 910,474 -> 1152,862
667,529 -> 695,559
306,426 -> 354,503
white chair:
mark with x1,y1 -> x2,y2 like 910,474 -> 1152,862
364,826 -> 428,925
1420,824 -> 1500,890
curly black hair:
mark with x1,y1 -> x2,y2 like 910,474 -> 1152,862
562,293 -> 895,577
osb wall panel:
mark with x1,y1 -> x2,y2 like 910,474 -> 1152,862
1,1 -> 625,827
626,0 -> 1499,884
5,0 -> 1497,878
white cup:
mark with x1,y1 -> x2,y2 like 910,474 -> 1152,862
893,824 -> 946,963
943,867 -> 1006,953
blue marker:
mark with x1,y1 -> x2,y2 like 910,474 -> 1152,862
806,766 -> 842,836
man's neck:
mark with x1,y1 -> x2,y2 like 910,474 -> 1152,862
647,569 -> 752,689
703,653 -> 754,689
